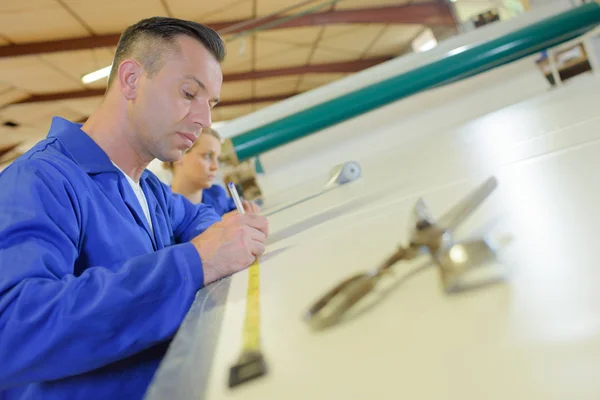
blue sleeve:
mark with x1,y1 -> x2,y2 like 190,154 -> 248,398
0,161 -> 207,389
166,185 -> 222,243
201,185 -> 237,216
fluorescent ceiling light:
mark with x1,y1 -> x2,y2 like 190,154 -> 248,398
82,65 -> 112,84
411,28 -> 438,53
447,45 -> 470,57
418,39 -> 438,52
211,121 -> 229,130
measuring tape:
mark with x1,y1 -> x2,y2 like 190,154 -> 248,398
228,258 -> 267,388
226,181 -> 268,388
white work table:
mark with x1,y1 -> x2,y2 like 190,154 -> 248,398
146,73 -> 600,400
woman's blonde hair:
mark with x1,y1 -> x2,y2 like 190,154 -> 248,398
163,127 -> 221,171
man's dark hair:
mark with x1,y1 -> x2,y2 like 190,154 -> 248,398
107,16 -> 226,87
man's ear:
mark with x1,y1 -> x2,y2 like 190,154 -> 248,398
117,59 -> 142,100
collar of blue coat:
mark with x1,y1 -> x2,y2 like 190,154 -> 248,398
47,116 -> 151,180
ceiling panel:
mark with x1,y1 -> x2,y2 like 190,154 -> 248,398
255,76 -> 299,97
0,98 -> 99,133
0,88 -> 30,108
253,101 -> 276,111
0,102 -> 53,125
30,106 -> 83,129
62,0 -> 168,35
40,47 -> 115,88
220,81 -> 253,101
0,0 -> 90,43
255,26 -> 322,46
309,47 -> 360,65
256,0 -> 349,17
0,102 -> 68,130
168,0 -> 250,22
221,59 -> 253,75
255,47 -> 313,69
255,0 -> 285,16
362,24 -> 422,58
0,125 -> 44,149
212,100 -> 276,122
199,0 -> 254,23
0,81 -> 10,91
334,0 -> 409,10
221,39 -> 254,72
0,55 -> 83,94
319,24 -> 386,54
218,104 -> 254,120
211,108 -> 223,122
255,39 -> 298,59
0,0 -> 59,13
58,97 -> 104,116
297,72 -> 346,92
0,139 -> 22,156
320,25 -> 361,42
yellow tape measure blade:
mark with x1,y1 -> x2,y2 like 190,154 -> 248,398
228,260 -> 268,388
228,351 -> 267,388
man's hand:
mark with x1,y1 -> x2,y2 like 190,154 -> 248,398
223,200 -> 261,220
242,199 -> 260,214
192,213 -> 269,285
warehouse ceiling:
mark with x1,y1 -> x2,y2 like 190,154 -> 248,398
0,0 -> 507,164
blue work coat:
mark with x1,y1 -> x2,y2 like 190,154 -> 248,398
200,184 -> 237,216
0,117 -> 221,399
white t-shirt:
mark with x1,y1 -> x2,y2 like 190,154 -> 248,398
112,162 -> 154,234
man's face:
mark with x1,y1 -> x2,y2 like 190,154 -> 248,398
129,35 -> 223,163
176,133 -> 222,189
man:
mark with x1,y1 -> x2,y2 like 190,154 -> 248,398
0,17 -> 268,399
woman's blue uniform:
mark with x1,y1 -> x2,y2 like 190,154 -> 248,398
200,184 -> 237,216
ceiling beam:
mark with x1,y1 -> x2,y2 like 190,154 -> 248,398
219,93 -> 297,107
262,3 -> 455,30
0,142 -> 21,155
0,3 -> 454,59
10,57 -> 390,106
0,142 -> 23,165
72,94 -> 297,124
12,90 -> 296,108
14,89 -> 105,104
221,3 -> 454,35
225,57 -> 391,81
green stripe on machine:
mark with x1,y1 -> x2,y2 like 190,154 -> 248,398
229,3 -> 600,162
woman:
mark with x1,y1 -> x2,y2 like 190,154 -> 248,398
165,127 -> 260,216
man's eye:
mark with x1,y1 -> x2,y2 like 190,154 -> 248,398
184,91 -> 195,99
